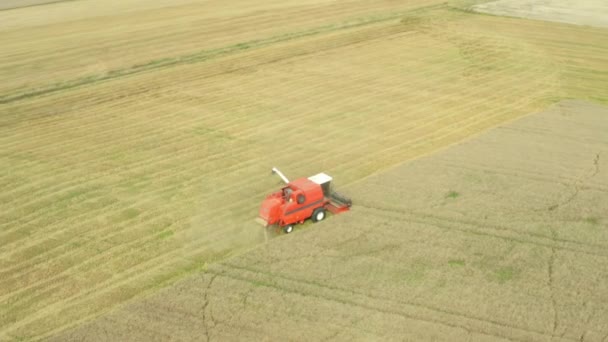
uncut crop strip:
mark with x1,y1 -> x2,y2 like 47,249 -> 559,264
438,160 -> 608,194
212,263 -> 566,342
355,204 -> 608,258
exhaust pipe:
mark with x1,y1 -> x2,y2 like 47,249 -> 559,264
271,167 -> 290,184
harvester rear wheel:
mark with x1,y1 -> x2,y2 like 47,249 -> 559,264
283,224 -> 294,234
311,208 -> 326,223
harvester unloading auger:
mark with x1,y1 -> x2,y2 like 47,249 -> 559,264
256,167 -> 352,234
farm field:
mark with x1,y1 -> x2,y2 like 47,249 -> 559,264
1,0 -> 608,340
53,100 -> 608,341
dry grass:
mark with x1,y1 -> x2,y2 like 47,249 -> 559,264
1,0 -> 607,340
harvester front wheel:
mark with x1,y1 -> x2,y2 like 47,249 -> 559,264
283,224 -> 294,234
312,208 -> 326,223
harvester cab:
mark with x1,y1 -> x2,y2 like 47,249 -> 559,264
282,187 -> 293,202
256,167 -> 352,234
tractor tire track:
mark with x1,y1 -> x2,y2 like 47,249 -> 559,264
545,153 -> 601,212
215,263 -> 575,342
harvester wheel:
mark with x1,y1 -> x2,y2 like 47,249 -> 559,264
311,208 -> 326,223
283,224 -> 294,234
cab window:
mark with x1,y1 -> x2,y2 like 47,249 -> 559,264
283,187 -> 293,201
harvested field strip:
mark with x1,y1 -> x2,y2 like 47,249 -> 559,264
0,1 -> 445,95
0,3 -> 447,104
0,22 -> 420,125
2,229 -> 259,339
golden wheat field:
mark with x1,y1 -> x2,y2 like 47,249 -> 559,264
1,0 -> 607,340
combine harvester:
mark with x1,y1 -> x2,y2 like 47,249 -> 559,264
256,167 -> 352,234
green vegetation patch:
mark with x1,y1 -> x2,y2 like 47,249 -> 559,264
448,259 -> 466,267
120,208 -> 140,220
156,230 -> 174,240
494,266 -> 516,284
584,217 -> 600,225
445,190 -> 460,199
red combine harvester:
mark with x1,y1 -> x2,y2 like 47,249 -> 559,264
256,167 -> 352,233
